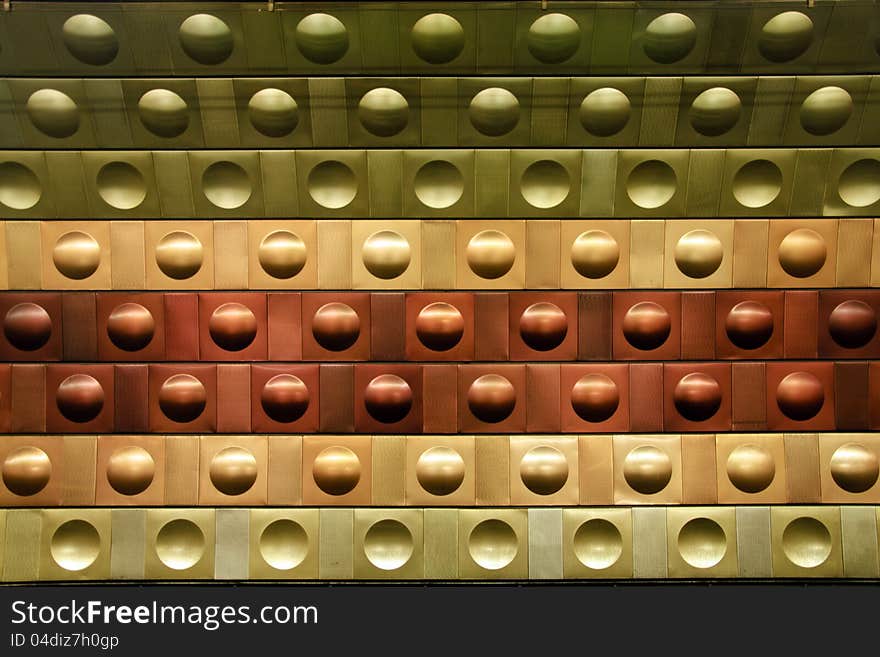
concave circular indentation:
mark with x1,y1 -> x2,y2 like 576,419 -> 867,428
573,519 -> 622,570
689,87 -> 742,137
800,86 -> 852,136
677,518 -> 727,569
776,371 -> 824,421
622,301 -> 671,351
623,445 -> 672,495
527,13 -> 580,64
358,88 -> 409,137
782,517 -> 831,568
411,13 -> 464,64
414,160 -> 463,209
248,88 -> 298,138
759,11 -> 814,63
312,302 -> 360,351
106,446 -> 155,496
829,300 -> 877,349
138,89 -> 189,138
519,445 -> 568,495
53,230 -> 100,280
62,14 -> 119,66
571,230 -> 620,279
209,446 -> 258,496
4,302 -> 52,351
467,374 -> 516,424
259,519 -> 309,570
519,302 -> 567,351
26,89 -> 79,139
364,374 -> 413,424
778,228 -> 826,278
468,87 -> 520,137
295,13 -> 349,64
0,162 -> 41,210
155,231 -> 203,280
732,159 -> 782,209
579,87 -> 631,137
362,230 -> 411,280
726,443 -> 776,494
673,372 -> 722,422
258,230 -> 307,279
158,374 -> 206,423
626,160 -> 677,209
674,229 -> 723,279
2,446 -> 51,496
416,446 -> 465,496
468,519 -> 518,570
307,160 -> 357,209
312,445 -> 360,496
643,12 -> 697,64
107,302 -> 154,352
830,443 -> 879,493
261,374 -> 310,424
202,161 -> 251,210
571,373 -> 619,423
363,519 -> 414,571
155,519 -> 205,570
209,302 -> 257,352
520,159 -> 570,209
725,301 -> 774,350
178,13 -> 233,65
838,159 -> 880,208
466,229 -> 516,279
51,520 -> 100,572
96,161 -> 146,210
416,302 -> 464,352
56,374 -> 104,423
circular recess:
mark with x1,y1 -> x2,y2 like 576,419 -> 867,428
776,371 -> 824,421
106,446 -> 155,496
643,13 -> 697,64
732,159 -> 782,209
209,302 -> 257,352
56,374 -> 104,423
800,86 -> 852,136
155,231 -> 203,280
52,231 -> 101,280
357,88 -> 409,137
677,518 -> 727,569
626,160 -> 677,209
416,302 -> 464,352
295,13 -> 349,64
364,374 -> 413,424
468,88 -> 520,137
526,13 -> 580,63
107,302 -> 155,352
4,303 -> 51,351
759,11 -> 814,63
62,14 -> 119,65
828,300 -> 877,349
411,13 -> 464,64
573,519 -> 623,570
468,519 -> 518,570
0,162 -> 42,210
311,302 -> 360,352
782,517 -> 831,568
248,88 -> 298,138
258,230 -> 307,279
726,443 -> 776,494
466,230 -> 516,279
838,159 -> 880,208
725,301 -> 774,350
158,374 -> 206,423
178,14 -> 233,65
2,446 -> 51,496
363,519 -> 414,571
51,520 -> 101,571
414,160 -> 463,209
579,87 -> 631,137
622,301 -> 671,351
689,87 -> 742,137
830,443 -> 879,493
260,519 -> 309,570
307,160 -> 357,209
26,89 -> 79,139
362,230 -> 411,280
571,373 -> 619,423
202,161 -> 251,210
467,374 -> 516,424
673,372 -> 722,422
155,519 -> 205,570
623,445 -> 672,495
312,445 -> 361,496
778,228 -> 826,278
96,161 -> 146,210
416,446 -> 465,496
261,374 -> 310,424
674,229 -> 723,279
570,230 -> 620,279
209,446 -> 258,496
520,160 -> 570,209
138,89 -> 189,138
519,302 -> 567,351
519,445 -> 568,495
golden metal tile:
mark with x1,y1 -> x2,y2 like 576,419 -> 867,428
663,219 -> 733,289
40,509 -> 110,581
456,220 -> 525,289
213,220 -> 248,290
249,509 -> 319,580
771,506 -> 842,578
563,508 -> 632,579
766,219 -> 838,288
198,435 -> 267,507
110,221 -> 145,289
458,509 -> 528,580
351,220 -> 422,290
110,508 -> 146,581
666,506 -> 738,578
319,508 -> 353,580
406,436 -> 475,507
2,509 -> 40,582
371,435 -> 406,506
613,434 -> 682,505
424,508 -> 458,580
40,221 -> 111,290
559,220 -> 630,289
509,435 -> 578,506
475,435 -> 510,506
629,219 -> 664,288
6,221 -> 42,289
840,506 -> 879,578
144,508 -> 215,580
144,220 -> 214,290
716,434 -> 787,504
354,508 -> 424,579
267,435 -> 302,506
95,435 -> 165,507
818,434 -> 880,503
248,220 -> 317,290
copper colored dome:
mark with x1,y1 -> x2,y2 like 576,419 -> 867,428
261,374 -> 310,423
209,302 -> 257,352
312,302 -> 360,351
364,374 -> 413,424
776,371 -> 825,421
4,302 -> 51,351
828,300 -> 877,349
622,301 -> 671,351
725,301 -> 774,350
415,302 -> 464,352
673,372 -> 722,422
467,374 -> 516,424
56,374 -> 104,423
570,374 -> 619,423
158,374 -> 207,423
107,302 -> 155,352
519,302 -> 568,351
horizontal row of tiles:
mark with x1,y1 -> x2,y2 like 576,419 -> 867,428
1,505 -> 877,581
5,219 -> 880,291
2,433 -> 877,508
0,360 -> 876,434
1,148 -> 878,219
8,3 -> 878,76
6,75 -> 880,150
